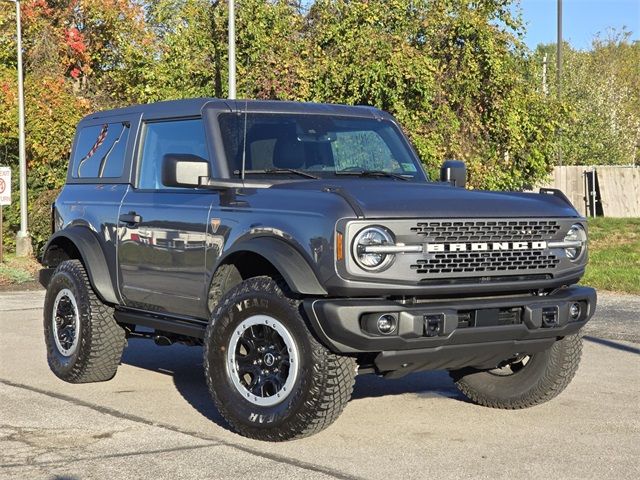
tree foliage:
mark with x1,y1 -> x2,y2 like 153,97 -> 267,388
533,31 -> 640,167
0,0 -> 638,251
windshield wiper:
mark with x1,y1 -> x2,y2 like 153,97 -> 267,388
234,168 -> 319,179
335,170 -> 410,181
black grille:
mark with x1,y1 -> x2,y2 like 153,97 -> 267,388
411,250 -> 560,274
410,220 -> 561,242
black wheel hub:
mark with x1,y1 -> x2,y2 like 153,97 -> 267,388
235,324 -> 291,399
52,289 -> 80,356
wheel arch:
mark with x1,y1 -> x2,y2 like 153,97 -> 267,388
41,226 -> 120,305
214,236 -> 327,297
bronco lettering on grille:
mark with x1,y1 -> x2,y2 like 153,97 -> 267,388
426,241 -> 547,253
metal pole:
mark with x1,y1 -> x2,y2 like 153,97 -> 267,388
542,53 -> 548,95
228,0 -> 236,99
583,170 -> 590,217
556,0 -> 563,167
591,167 -> 597,217
14,0 -> 31,256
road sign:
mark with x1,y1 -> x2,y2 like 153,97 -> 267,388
0,166 -> 9,263
0,167 -> 10,206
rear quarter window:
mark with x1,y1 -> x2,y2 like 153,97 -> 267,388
71,122 -> 130,179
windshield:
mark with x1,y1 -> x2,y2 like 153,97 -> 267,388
218,113 -> 426,181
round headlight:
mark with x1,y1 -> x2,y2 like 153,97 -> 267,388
564,224 -> 587,261
352,226 -> 395,271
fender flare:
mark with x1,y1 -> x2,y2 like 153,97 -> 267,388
41,226 -> 119,304
219,236 -> 327,296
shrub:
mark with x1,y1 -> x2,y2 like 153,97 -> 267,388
29,188 -> 60,257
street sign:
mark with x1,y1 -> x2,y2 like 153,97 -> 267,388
0,166 -> 10,262
0,167 -> 10,206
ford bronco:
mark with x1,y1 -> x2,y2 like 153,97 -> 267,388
40,99 -> 596,441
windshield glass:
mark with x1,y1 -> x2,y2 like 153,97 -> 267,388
218,113 -> 426,181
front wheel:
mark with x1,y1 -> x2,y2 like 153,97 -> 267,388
203,276 -> 357,441
449,334 -> 583,409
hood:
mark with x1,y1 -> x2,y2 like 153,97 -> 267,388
272,179 -> 580,219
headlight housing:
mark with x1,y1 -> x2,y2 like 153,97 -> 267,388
564,224 -> 587,261
352,226 -> 395,271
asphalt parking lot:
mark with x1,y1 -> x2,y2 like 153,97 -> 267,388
1,290 -> 638,480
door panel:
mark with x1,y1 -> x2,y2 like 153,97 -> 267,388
118,117 -> 216,318
118,190 -> 215,318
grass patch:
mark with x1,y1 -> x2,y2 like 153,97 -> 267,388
582,218 -> 640,294
0,254 -> 40,287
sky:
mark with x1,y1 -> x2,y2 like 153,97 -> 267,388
516,0 -> 640,50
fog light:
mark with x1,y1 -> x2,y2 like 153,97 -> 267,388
569,303 -> 581,319
376,314 -> 397,335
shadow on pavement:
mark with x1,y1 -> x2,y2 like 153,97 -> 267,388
583,336 -> 640,355
121,339 -> 229,429
352,370 -> 463,401
121,338 -> 465,428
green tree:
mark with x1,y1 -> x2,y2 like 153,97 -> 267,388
533,31 -> 640,166
2,0 -> 638,252
305,0 -> 559,189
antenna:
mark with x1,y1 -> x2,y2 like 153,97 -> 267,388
240,99 -> 248,181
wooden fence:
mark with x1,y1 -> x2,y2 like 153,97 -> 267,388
536,166 -> 640,218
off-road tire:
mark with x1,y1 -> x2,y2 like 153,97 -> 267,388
203,276 -> 357,441
207,263 -> 242,313
44,259 -> 126,383
450,334 -> 582,409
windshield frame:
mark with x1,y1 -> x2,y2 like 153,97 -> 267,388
214,110 -> 429,183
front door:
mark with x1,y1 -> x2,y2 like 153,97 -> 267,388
118,118 -> 215,318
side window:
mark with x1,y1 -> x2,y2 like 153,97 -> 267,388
138,119 -> 208,189
72,122 -> 130,178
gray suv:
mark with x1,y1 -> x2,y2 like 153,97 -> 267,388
40,99 -> 596,441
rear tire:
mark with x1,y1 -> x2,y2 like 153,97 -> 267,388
204,276 -> 356,441
44,260 -> 126,383
450,334 -> 582,409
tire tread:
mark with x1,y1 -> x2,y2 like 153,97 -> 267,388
204,276 -> 356,441
46,259 -> 125,383
451,334 -> 583,409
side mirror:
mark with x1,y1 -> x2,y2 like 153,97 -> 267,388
162,154 -> 210,188
440,160 -> 466,188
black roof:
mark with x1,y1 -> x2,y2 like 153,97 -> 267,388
80,98 -> 390,123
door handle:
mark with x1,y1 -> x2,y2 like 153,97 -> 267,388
119,212 -> 142,225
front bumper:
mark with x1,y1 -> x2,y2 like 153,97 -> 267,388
303,286 -> 596,376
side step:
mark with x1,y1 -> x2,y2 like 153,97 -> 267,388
114,309 -> 207,340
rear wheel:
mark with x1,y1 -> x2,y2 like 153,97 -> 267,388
449,335 -> 582,409
204,276 -> 356,441
44,260 -> 126,383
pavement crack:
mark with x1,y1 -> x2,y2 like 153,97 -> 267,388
0,379 -> 364,480
0,442 -> 221,469
0,308 -> 43,313
0,423 -> 136,470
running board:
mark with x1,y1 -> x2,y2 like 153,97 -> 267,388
114,309 -> 207,339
